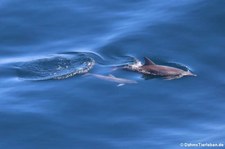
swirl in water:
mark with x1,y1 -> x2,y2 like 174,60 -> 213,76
16,53 -> 95,81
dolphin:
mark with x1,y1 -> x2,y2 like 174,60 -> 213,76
124,57 -> 196,80
88,73 -> 137,86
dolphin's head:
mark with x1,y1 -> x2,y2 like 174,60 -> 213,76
183,70 -> 197,77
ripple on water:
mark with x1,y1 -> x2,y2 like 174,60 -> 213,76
15,53 -> 95,81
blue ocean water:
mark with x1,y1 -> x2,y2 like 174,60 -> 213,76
1,0 -> 225,149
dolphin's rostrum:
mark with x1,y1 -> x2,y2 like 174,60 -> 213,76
124,57 -> 196,80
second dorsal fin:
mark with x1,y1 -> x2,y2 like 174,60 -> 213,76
144,57 -> 155,65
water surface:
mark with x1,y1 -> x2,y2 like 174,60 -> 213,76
1,0 -> 225,149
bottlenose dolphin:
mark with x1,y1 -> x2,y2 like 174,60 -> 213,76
124,57 -> 196,80
88,73 -> 137,86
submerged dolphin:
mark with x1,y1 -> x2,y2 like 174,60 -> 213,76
88,73 -> 137,86
124,57 -> 196,80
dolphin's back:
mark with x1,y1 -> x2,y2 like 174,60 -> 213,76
90,73 -> 137,84
141,65 -> 184,76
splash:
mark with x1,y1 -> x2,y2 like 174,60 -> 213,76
15,53 -> 95,81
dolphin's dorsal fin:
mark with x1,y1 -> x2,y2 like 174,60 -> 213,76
144,57 -> 155,65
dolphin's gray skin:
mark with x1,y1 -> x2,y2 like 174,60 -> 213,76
124,57 -> 196,80
88,73 -> 137,86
